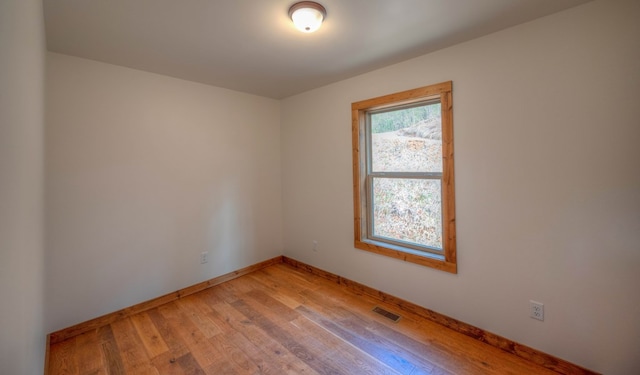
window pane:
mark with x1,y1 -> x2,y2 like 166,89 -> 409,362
372,178 -> 442,250
371,102 -> 442,173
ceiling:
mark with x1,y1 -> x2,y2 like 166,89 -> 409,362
43,0 -> 592,99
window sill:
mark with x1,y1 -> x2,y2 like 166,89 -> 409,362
355,239 -> 457,274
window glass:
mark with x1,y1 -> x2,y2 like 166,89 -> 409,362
370,102 -> 442,173
371,177 -> 442,250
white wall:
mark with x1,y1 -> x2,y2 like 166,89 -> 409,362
45,53 -> 283,332
0,0 -> 46,373
281,0 -> 640,374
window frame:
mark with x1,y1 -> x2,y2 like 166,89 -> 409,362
351,81 -> 457,273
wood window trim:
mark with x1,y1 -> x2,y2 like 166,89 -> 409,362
351,81 -> 457,273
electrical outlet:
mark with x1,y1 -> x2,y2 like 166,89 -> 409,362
312,240 -> 318,252
200,251 -> 208,264
530,300 -> 544,321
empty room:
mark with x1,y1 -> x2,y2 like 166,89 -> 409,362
1,0 -> 639,374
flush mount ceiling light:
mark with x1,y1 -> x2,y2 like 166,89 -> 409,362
288,1 -> 327,33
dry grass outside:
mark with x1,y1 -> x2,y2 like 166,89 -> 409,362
370,120 -> 443,249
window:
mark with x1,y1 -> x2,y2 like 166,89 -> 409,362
351,81 -> 456,273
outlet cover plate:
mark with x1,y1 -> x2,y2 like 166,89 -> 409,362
530,300 -> 544,321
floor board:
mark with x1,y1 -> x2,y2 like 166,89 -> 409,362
48,263 -> 562,374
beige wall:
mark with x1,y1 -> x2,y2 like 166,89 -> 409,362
281,0 -> 640,374
0,0 -> 46,373
45,53 -> 283,331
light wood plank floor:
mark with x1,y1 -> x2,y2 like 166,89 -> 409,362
49,263 -> 560,374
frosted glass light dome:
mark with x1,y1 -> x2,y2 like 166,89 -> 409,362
289,2 -> 326,33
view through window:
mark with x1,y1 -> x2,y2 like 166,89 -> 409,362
369,101 -> 443,252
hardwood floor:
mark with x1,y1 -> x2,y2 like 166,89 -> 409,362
48,263 -> 564,374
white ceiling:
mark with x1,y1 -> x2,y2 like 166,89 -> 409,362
43,0 -> 592,99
